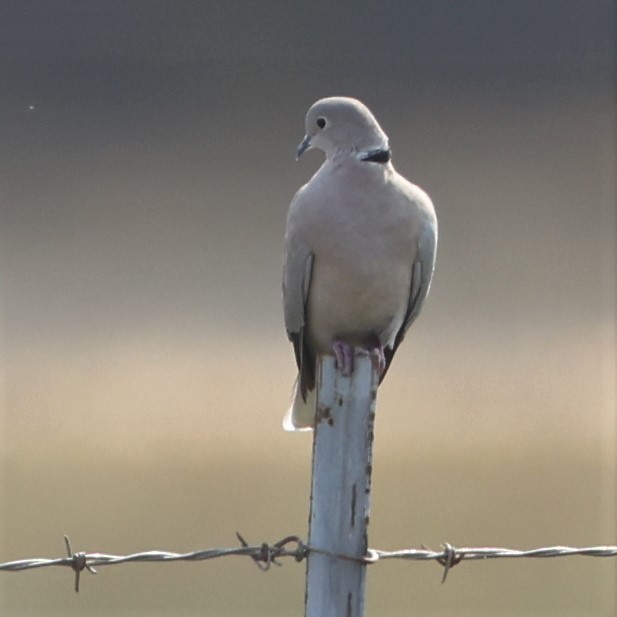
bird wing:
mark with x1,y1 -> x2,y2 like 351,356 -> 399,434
283,196 -> 316,399
382,219 -> 438,381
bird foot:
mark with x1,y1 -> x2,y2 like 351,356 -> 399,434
368,345 -> 387,376
332,340 -> 386,377
332,340 -> 355,376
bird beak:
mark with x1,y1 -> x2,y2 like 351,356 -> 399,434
296,135 -> 311,160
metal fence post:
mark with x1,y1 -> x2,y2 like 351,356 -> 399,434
305,351 -> 378,617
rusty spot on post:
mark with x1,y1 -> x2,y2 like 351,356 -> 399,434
315,404 -> 333,425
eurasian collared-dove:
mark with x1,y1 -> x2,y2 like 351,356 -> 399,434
283,96 -> 437,430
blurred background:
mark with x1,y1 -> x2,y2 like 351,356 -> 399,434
1,1 -> 615,615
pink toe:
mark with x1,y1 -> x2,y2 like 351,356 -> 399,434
332,340 -> 355,376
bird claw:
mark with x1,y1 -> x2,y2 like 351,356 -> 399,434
332,340 -> 355,376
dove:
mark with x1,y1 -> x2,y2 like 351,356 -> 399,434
283,96 -> 437,430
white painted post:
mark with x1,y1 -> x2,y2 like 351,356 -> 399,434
305,350 -> 379,617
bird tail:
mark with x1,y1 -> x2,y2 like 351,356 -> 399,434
282,376 -> 315,431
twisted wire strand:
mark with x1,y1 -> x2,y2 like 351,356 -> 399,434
1,535 -> 616,591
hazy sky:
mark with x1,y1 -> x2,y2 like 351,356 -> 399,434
2,1 -> 614,336
1,1 -> 614,65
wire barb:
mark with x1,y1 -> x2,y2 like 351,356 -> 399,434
236,533 -> 309,571
437,543 -> 463,583
63,536 -> 97,593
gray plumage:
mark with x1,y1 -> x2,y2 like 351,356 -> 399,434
283,97 -> 437,430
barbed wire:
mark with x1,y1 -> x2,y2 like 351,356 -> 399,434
1,534 -> 616,591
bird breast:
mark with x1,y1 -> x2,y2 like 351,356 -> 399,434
302,173 -> 419,353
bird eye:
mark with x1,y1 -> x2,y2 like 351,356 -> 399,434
316,117 -> 326,129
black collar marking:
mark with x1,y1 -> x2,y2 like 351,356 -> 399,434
361,148 -> 392,164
